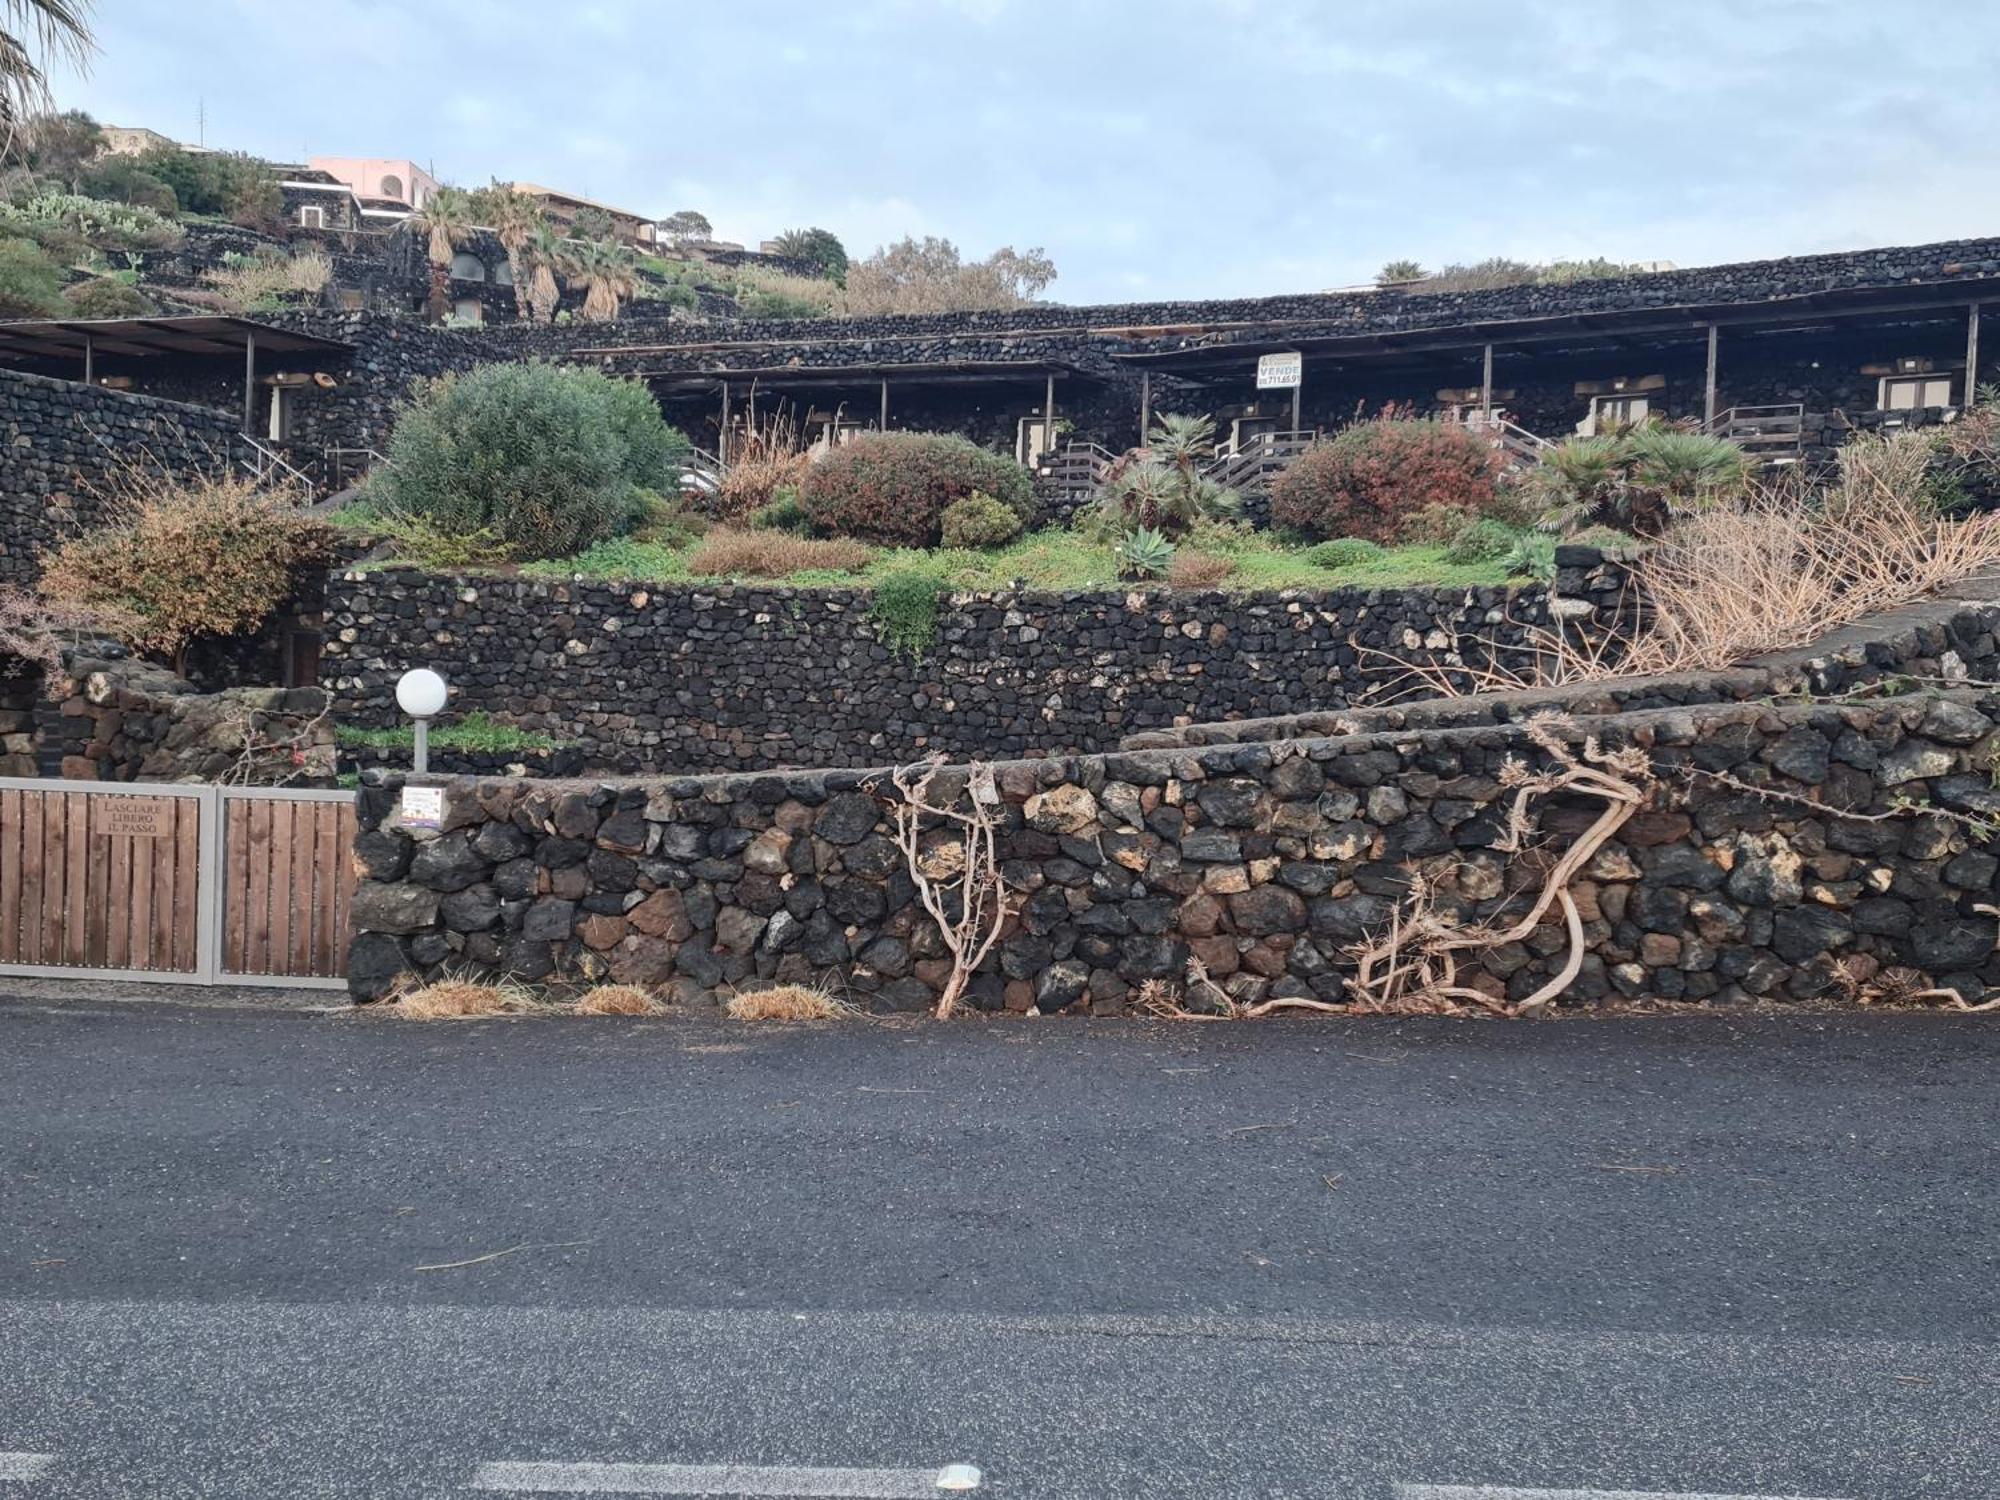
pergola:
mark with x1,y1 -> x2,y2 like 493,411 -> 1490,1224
633,358 -> 1090,463
0,315 -> 354,434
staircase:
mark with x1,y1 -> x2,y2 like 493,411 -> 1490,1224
237,437 -> 316,504
1035,442 -> 1118,510
680,447 -> 725,499
1704,404 -> 1805,463
1201,430 -> 1316,497
1446,409 -> 1552,469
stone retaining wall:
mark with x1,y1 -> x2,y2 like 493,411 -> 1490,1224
323,551 -> 1633,775
0,369 -> 246,584
347,688 -> 2000,1011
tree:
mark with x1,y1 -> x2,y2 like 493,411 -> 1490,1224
1377,259 -> 1425,284
406,184 -> 478,322
571,206 -> 614,242
769,226 -> 848,281
843,236 -> 1057,316
564,236 -> 638,322
18,107 -> 98,186
0,0 -> 94,141
522,222 -> 568,323
473,180 -> 544,320
658,209 -> 710,248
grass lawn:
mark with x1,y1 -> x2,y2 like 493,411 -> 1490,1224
509,526 -> 1526,592
334,711 -> 564,754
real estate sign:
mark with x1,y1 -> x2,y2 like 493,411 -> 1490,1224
1256,351 -> 1303,389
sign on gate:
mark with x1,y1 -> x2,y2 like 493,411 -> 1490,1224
97,797 -> 176,840
1256,351 -> 1303,389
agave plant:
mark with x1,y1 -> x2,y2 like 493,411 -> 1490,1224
1115,525 -> 1174,580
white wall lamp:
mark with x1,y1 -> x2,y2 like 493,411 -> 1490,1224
395,667 -> 449,773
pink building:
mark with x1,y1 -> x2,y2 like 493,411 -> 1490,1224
307,157 -> 441,215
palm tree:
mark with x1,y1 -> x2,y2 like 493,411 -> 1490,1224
565,237 -> 638,322
478,181 -> 543,321
0,0 -> 94,143
405,184 -> 477,323
522,223 -> 569,323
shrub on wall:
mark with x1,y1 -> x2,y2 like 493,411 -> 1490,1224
37,474 -> 332,673
63,275 -> 155,317
370,363 -> 691,561
939,492 -> 1024,549
800,432 -> 1033,546
1270,419 -> 1501,543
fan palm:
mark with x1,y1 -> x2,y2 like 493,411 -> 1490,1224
0,0 -> 93,140
478,181 -> 543,321
521,224 -> 569,323
566,236 -> 638,322
1146,411 -> 1217,481
405,184 -> 477,323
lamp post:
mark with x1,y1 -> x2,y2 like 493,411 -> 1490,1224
395,668 -> 448,774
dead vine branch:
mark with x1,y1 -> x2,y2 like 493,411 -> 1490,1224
888,755 -> 1015,1020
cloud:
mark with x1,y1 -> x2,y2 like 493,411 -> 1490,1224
47,0 -> 2000,302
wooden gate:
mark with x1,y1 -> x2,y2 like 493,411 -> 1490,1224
0,778 -> 354,988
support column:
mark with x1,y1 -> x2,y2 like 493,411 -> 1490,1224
1139,370 -> 1152,443
1290,378 -> 1302,435
1704,323 -> 1719,428
718,380 -> 730,466
82,334 -> 92,386
241,330 -> 257,436
1480,342 -> 1494,418
1043,372 -> 1057,458
1968,303 -> 1983,407
879,378 -> 889,431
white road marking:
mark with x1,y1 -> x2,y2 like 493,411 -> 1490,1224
0,1453 -> 54,1482
470,1460 -> 980,1496
1396,1487 -> 1849,1500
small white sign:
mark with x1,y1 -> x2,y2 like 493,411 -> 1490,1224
401,786 -> 444,830
1257,351 -> 1303,390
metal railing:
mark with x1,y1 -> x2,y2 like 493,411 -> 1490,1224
679,447 -> 724,495
238,437 -> 316,503
322,447 -> 389,492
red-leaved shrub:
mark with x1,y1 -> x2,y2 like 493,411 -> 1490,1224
1270,419 -> 1501,543
799,432 -> 1034,546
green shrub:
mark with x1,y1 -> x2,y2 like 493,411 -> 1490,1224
1443,517 -> 1523,564
1305,538 -> 1385,569
367,509 -> 515,569
869,569 -> 949,655
369,363 -> 692,561
1503,531 -> 1557,581
0,237 -> 66,317
1270,419 -> 1501,543
62,275 -> 155,317
800,432 -> 1033,546
629,490 -> 705,546
940,491 -> 1025,549
1094,413 -> 1241,538
748,491 -> 812,534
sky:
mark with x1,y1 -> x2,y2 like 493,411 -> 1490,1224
49,0 -> 2000,306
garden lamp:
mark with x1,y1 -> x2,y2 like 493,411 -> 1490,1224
395,667 -> 448,773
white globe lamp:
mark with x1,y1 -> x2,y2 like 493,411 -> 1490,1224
394,668 -> 449,772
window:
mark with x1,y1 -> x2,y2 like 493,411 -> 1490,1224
1879,374 -> 1954,411
1591,394 -> 1650,430
297,205 -> 325,229
379,173 -> 403,201
492,259 -> 514,286
450,252 -> 486,283
453,298 -> 484,325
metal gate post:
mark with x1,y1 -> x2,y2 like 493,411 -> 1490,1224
194,784 -> 223,983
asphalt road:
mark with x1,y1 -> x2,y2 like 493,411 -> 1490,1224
0,995 -> 1994,1498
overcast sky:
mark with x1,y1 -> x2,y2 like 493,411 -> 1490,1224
51,0 -> 2000,305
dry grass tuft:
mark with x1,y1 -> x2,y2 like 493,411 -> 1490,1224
686,526 -> 874,578
570,983 -> 666,1016
1167,550 -> 1238,588
725,984 -> 855,1022
381,973 -> 545,1020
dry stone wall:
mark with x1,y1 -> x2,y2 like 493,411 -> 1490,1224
347,687 -> 2000,1012
322,556 -> 1632,775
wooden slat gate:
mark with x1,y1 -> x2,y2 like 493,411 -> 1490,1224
0,779 -> 354,989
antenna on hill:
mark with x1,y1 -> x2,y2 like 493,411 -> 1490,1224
195,97 -> 206,148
